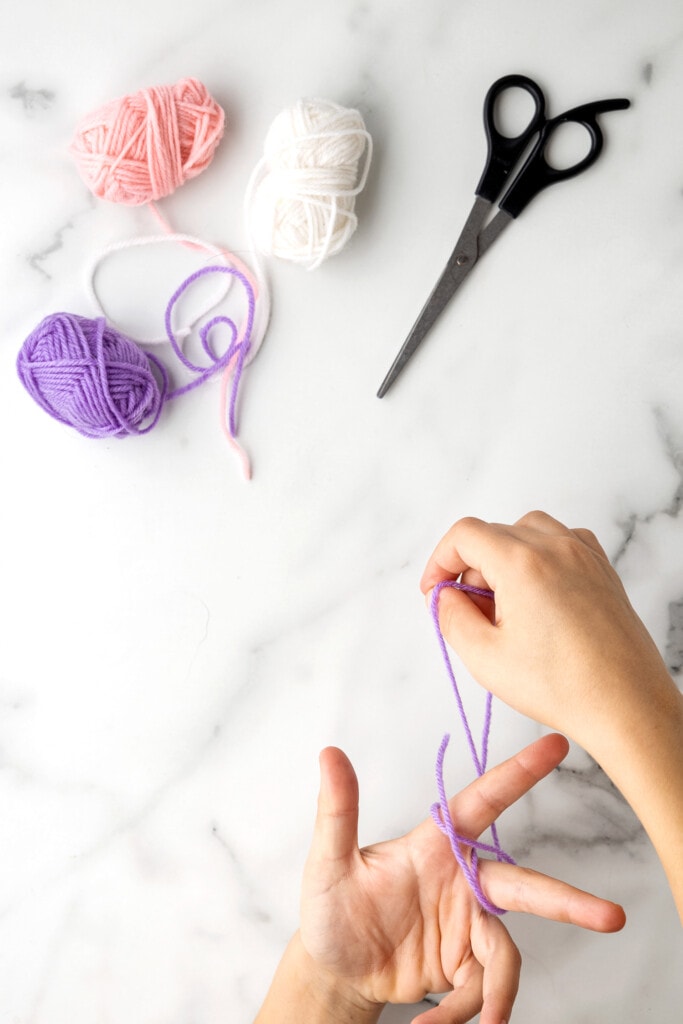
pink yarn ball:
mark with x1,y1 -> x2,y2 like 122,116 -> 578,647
69,77 -> 225,205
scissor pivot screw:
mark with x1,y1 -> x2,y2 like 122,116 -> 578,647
455,254 -> 469,265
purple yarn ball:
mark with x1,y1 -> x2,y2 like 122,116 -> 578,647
17,313 -> 168,438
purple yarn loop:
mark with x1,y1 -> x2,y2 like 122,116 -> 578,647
163,264 -> 256,438
430,580 -> 515,916
16,265 -> 255,443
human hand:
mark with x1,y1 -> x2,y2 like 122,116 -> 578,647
420,510 -> 675,753
420,510 -> 683,921
300,735 -> 624,1024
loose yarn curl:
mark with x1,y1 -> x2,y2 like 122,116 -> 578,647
69,77 -> 225,207
246,98 -> 372,270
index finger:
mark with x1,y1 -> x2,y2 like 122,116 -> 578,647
419,516 -> 514,594
443,733 -> 571,838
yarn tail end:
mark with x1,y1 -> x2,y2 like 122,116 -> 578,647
227,433 -> 252,480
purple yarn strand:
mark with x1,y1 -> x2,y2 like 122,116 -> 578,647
16,263 -> 256,446
163,265 -> 256,439
430,580 -> 515,915
432,735 -> 513,864
430,584 -> 485,775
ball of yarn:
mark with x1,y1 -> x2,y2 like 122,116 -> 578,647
70,78 -> 225,206
17,313 -> 167,438
247,98 -> 372,270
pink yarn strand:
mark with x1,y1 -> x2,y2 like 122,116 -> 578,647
220,356 -> 252,479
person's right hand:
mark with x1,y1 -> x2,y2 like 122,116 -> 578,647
420,510 -> 683,921
420,510 -> 674,752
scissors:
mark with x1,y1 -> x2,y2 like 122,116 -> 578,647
377,75 -> 630,398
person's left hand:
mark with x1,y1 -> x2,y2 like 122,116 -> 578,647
301,734 -> 625,1024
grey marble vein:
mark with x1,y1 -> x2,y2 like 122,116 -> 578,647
612,407 -> 683,567
27,221 -> 77,281
666,598 -> 683,675
9,81 -> 55,114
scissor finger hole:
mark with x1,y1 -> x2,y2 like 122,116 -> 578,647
493,86 -> 539,139
543,121 -> 593,170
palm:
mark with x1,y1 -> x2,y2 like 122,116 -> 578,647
304,801 -> 490,1004
300,739 -> 625,1022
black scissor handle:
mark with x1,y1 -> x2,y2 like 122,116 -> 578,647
475,74 -> 547,202
499,97 -> 631,218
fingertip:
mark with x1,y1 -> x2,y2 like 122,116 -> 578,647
319,745 -> 345,767
319,746 -> 354,772
545,732 -> 571,760
518,731 -> 570,769
579,900 -> 626,934
598,901 -> 627,933
317,747 -> 358,811
566,887 -> 627,934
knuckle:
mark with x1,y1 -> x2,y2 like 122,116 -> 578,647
454,515 -> 485,536
514,508 -> 550,528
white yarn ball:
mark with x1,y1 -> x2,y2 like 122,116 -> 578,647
246,99 -> 372,270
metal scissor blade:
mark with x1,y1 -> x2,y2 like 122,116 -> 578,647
377,197 -> 492,398
376,260 -> 474,397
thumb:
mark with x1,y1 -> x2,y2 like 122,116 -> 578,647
307,747 -> 360,881
428,584 -> 497,676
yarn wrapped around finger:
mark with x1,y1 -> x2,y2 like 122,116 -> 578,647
245,98 -> 372,271
69,77 -> 225,207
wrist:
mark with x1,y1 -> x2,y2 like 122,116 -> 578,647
585,666 -> 682,763
572,648 -> 677,753
254,932 -> 384,1024
588,675 -> 683,920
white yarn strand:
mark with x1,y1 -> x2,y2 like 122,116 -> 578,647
85,234 -> 237,345
85,233 -> 269,366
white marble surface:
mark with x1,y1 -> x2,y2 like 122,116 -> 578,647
1,1 -> 682,1021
